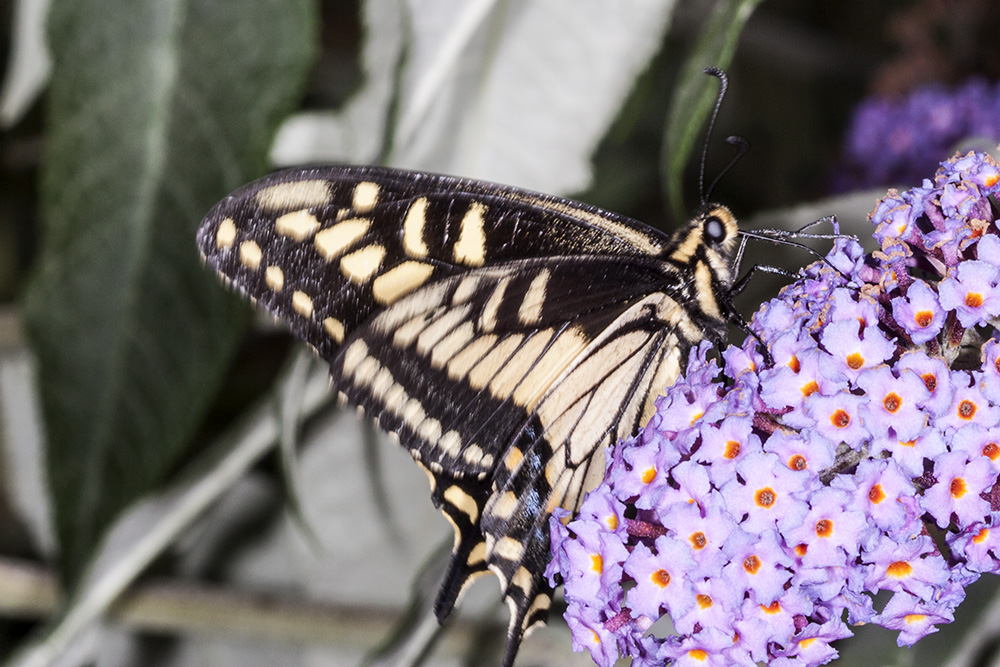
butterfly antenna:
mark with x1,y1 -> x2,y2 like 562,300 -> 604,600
700,67 -> 728,206
705,135 -> 749,203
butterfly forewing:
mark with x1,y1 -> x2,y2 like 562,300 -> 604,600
197,165 -> 741,667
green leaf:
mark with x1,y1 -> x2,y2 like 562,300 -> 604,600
662,0 -> 764,220
21,0 -> 317,582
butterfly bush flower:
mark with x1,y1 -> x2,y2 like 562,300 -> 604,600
836,79 -> 1000,190
548,151 -> 1000,666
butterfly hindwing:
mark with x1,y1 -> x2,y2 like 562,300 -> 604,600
198,165 -> 742,667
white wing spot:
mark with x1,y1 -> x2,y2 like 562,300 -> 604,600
430,321 -> 475,369
511,566 -> 533,593
417,306 -> 472,358
401,398 -> 426,426
518,269 -> 550,325
489,491 -> 519,520
352,181 -> 380,213
372,261 -> 435,305
394,312 -> 433,349
215,218 -> 237,249
446,334 -> 496,380
341,339 -> 368,376
438,430 -> 463,457
403,197 -> 429,258
452,275 -> 479,304
418,417 -> 443,443
292,290 -> 313,318
239,241 -> 262,270
481,276 -> 510,333
369,367 -> 394,400
265,265 -> 284,292
275,209 -> 321,241
454,201 -> 487,266
462,443 -> 485,465
468,541 -> 487,565
443,485 -> 479,522
314,218 -> 371,261
340,244 -> 386,283
323,317 -> 345,343
469,334 -> 523,391
256,180 -> 331,211
493,536 -> 525,562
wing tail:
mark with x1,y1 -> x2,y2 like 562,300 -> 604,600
428,472 -> 492,621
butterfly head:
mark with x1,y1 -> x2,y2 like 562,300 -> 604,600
667,204 -> 740,283
697,204 -> 740,255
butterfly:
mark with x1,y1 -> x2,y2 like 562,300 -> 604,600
195,69 -> 810,667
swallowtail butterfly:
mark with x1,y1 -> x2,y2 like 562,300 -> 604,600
197,73 -> 782,666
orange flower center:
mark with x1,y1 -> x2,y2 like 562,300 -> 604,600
651,569 -> 671,588
690,532 -> 707,549
755,488 -> 776,508
883,393 -> 902,413
868,483 -> 886,504
830,409 -> 851,428
887,561 -> 913,577
591,553 -> 604,573
761,600 -> 781,614
724,440 -> 742,459
983,442 -> 1000,460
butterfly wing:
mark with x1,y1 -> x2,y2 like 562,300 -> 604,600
197,166 -> 712,666
198,165 -> 671,361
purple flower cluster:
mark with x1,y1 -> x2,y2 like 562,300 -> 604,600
836,78 -> 1000,191
548,151 -> 1000,666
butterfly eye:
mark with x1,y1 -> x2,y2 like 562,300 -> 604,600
704,216 -> 727,243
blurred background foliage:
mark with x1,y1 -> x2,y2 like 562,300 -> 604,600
0,0 -> 999,665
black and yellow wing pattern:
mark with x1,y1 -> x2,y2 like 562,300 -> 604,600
197,165 -> 743,666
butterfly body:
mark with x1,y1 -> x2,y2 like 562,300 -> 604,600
197,165 -> 741,666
